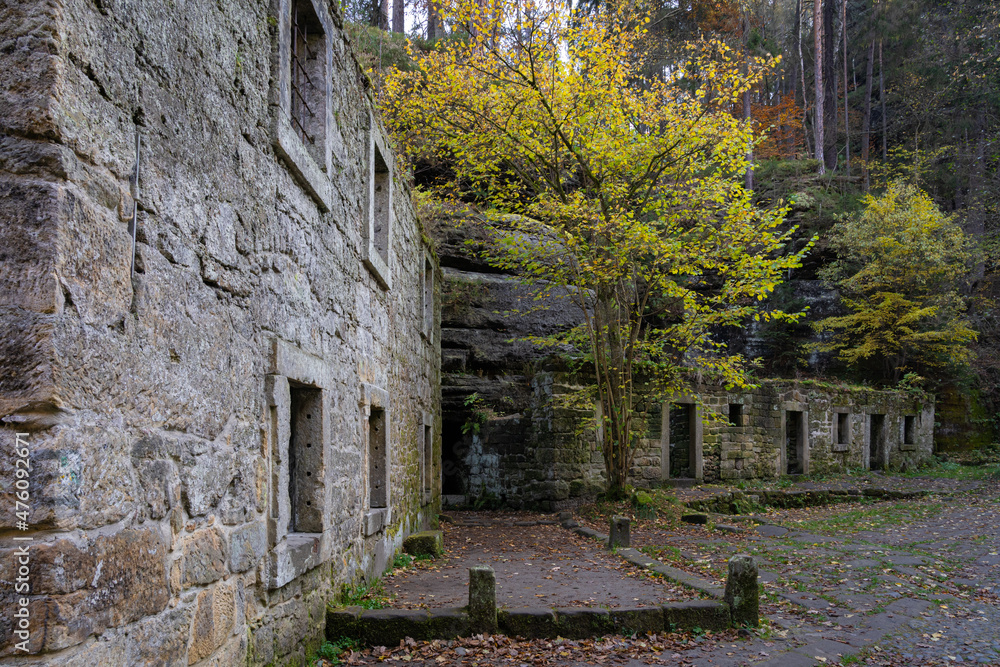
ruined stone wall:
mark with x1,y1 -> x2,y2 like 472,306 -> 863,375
702,381 -> 934,481
458,376 -> 933,508
0,0 -> 439,663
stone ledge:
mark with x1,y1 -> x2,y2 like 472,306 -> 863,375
617,548 -> 724,599
326,602 -> 731,644
269,532 -> 322,590
364,508 -> 390,536
571,526 -> 610,544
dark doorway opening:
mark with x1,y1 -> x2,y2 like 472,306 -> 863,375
786,410 -> 804,475
869,414 -> 885,470
669,403 -> 694,478
441,419 -> 467,495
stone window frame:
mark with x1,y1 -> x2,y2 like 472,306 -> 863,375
421,250 -> 434,343
265,339 -> 330,589
421,412 -> 434,506
779,401 -> 809,476
832,408 -> 851,453
270,0 -> 335,211
362,113 -> 393,290
361,383 -> 391,535
660,395 -> 703,482
901,414 -> 918,450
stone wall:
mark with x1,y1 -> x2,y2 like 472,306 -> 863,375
450,375 -> 934,509
0,0 -> 439,664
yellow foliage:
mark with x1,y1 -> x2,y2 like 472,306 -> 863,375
814,180 -> 977,383
379,0 -> 810,495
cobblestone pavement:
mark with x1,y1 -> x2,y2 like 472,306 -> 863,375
627,479 -> 1000,665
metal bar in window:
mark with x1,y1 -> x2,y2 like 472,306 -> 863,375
290,113 -> 314,144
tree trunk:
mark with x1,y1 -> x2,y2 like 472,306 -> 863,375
861,36 -> 875,190
392,0 -> 404,33
371,0 -> 389,29
823,0 -> 838,171
797,0 -> 812,159
427,0 -> 441,41
842,0 -> 850,178
595,288 -> 633,499
879,39 -> 886,160
814,0 -> 826,173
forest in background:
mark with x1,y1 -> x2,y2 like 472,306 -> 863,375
342,0 -> 1000,446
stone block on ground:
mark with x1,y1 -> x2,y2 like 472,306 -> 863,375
681,512 -> 709,525
403,530 -> 443,557
723,554 -> 759,628
325,606 -> 363,641
609,516 -> 631,549
327,606 -> 469,645
714,524 -> 742,534
468,566 -> 497,634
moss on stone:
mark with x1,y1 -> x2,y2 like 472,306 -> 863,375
403,530 -> 444,557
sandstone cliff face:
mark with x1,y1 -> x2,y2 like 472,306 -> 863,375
0,0 -> 439,663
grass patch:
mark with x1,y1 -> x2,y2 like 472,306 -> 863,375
338,579 -> 391,609
783,500 -> 946,535
899,460 -> 1000,481
578,487 -> 687,529
311,637 -> 359,666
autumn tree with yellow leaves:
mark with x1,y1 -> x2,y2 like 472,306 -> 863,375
381,0 -> 811,497
814,181 -> 977,385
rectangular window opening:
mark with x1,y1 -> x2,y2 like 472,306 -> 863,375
369,406 -> 388,508
786,410 -> 804,475
837,412 -> 850,445
904,415 -> 915,445
288,383 -> 323,533
423,422 -> 433,502
423,255 -> 434,339
373,146 -> 390,266
290,0 -> 326,159
728,403 -> 742,426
